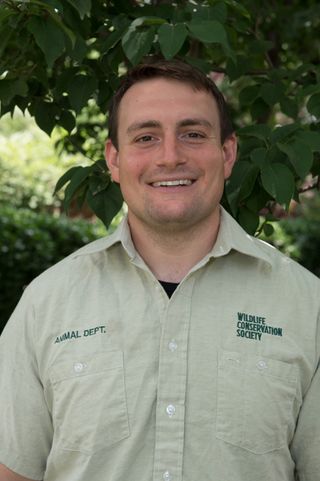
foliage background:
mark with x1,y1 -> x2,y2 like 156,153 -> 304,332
1,0 -> 320,331
0,205 -> 106,332
0,112 -> 80,211
1,0 -> 320,233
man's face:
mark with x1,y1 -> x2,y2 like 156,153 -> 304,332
106,78 -> 237,233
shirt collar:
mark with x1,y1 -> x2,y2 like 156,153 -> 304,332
73,207 -> 273,268
210,207 -> 273,267
72,215 -> 136,260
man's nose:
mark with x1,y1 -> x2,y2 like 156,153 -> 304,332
156,134 -> 186,168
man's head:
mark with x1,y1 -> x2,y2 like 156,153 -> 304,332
108,59 -> 234,150
105,59 -> 237,236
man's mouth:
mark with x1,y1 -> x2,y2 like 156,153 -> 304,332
151,179 -> 194,187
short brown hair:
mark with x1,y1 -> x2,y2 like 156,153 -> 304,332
108,59 -> 234,149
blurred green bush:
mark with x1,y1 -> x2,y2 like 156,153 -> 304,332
0,112 -> 86,212
0,206 -> 106,334
264,195 -> 320,278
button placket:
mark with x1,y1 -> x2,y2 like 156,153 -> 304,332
152,279 -> 194,481
166,404 -> 176,418
163,471 -> 172,481
168,339 -> 178,352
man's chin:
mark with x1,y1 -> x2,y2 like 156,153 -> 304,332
145,211 -> 206,232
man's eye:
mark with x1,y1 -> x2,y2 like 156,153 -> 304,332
181,132 -> 207,143
136,135 -> 155,143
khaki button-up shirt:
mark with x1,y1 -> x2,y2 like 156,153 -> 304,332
0,208 -> 320,481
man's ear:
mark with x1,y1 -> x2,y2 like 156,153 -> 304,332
105,139 -> 120,183
222,133 -> 238,180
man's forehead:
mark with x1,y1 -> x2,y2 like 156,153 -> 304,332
119,77 -> 215,106
126,118 -> 215,134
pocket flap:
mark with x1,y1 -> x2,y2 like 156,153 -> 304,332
50,350 -> 124,384
218,349 -> 297,383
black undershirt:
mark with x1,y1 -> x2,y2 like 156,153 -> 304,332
159,280 -> 179,298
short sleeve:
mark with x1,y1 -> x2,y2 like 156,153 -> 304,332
291,312 -> 320,481
0,286 -> 52,480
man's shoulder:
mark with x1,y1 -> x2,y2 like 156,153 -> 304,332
29,234 -> 117,290
220,208 -> 319,288
251,233 -> 320,286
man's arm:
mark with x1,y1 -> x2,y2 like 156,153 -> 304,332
0,464 -> 40,481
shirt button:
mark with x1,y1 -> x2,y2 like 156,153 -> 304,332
166,404 -> 176,417
163,471 -> 172,481
73,362 -> 85,373
168,340 -> 177,352
257,360 -> 267,370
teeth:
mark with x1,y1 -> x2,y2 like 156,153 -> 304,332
152,179 -> 193,187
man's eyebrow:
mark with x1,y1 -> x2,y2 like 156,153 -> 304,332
177,118 -> 213,129
126,118 -> 214,135
127,120 -> 161,134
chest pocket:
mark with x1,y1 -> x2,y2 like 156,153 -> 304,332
49,350 -> 130,454
216,349 -> 298,454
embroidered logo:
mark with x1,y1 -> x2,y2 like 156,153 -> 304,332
236,312 -> 283,341
54,325 -> 107,344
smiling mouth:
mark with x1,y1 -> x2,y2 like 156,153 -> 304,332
151,179 -> 194,187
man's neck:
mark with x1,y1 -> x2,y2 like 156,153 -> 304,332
127,210 -> 221,283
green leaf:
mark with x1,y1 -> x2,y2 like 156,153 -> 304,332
246,187 -> 270,215
263,223 -> 274,237
307,93 -> 320,118
250,147 -> 267,167
54,166 -> 82,194
260,162 -> 295,207
270,123 -> 300,144
295,130 -> 320,152
192,3 -> 227,23
300,84 -> 320,98
187,20 -> 229,48
223,0 -> 251,20
43,0 -> 64,10
122,27 -> 155,65
225,56 -> 247,81
97,81 -> 113,109
0,79 -> 28,106
88,173 -> 110,196
0,24 -> 14,58
238,206 -> 259,235
158,23 -> 188,59
86,181 -> 123,228
225,160 -> 252,215
277,140 -> 313,179
260,82 -> 282,106
250,98 -> 270,121
238,85 -> 260,106
68,36 -> 87,62
59,110 -> 76,133
184,57 -> 212,73
238,164 -> 260,202
66,0 -> 91,19
48,8 -> 76,47
63,166 -> 91,211
55,67 -> 79,97
27,16 -> 66,68
68,75 -> 98,113
131,16 -> 166,27
101,25 -> 129,54
279,96 -> 298,119
34,101 -> 59,136
239,137 -> 265,158
237,124 -> 271,141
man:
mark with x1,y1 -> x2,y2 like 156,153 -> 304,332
0,60 -> 319,481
